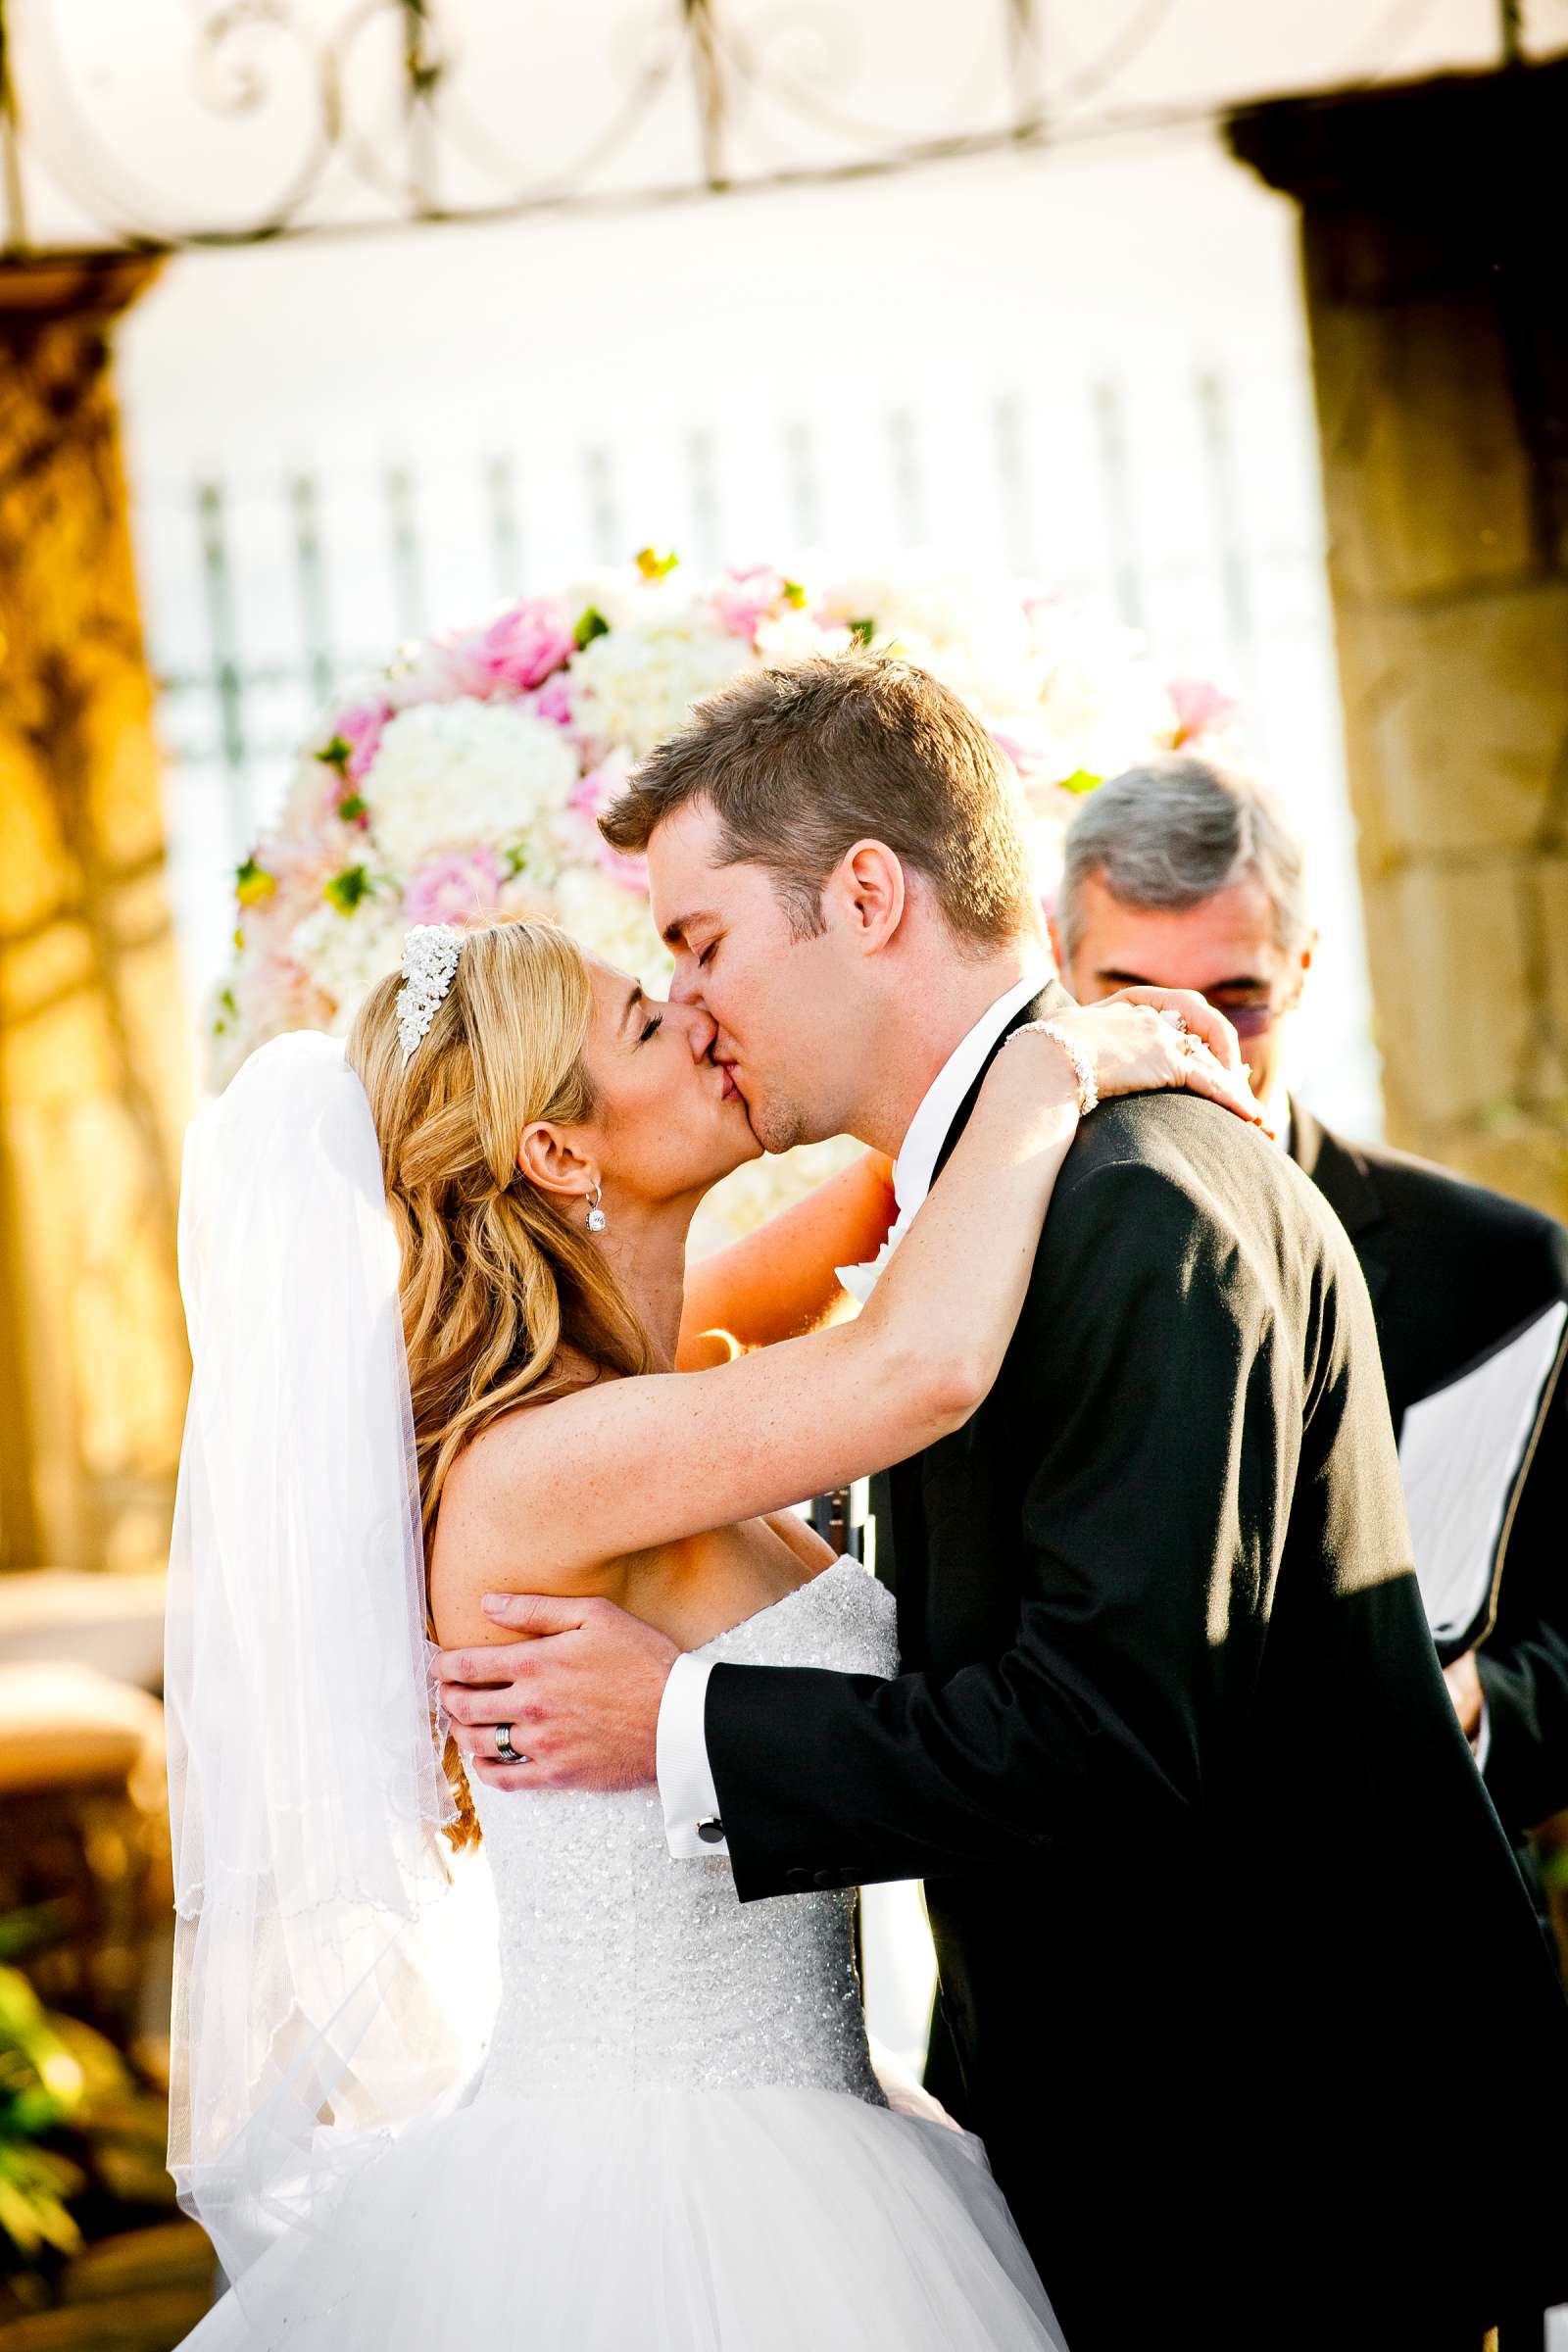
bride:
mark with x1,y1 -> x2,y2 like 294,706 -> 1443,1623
167,915 -> 1257,2350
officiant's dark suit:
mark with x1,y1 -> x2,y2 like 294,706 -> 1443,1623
1292,1104 -> 1568,1844
704,985 -> 1568,2352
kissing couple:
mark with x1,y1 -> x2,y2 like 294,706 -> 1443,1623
168,656 -> 1568,2352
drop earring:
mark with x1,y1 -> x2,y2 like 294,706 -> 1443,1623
585,1184 -> 608,1234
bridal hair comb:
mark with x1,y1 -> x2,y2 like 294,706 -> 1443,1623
396,924 -> 464,1064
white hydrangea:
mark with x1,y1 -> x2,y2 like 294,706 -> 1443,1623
556,570 -> 692,639
289,895 -> 406,1033
753,608 -> 849,666
551,865 -> 670,989
818,568 -> 1041,720
366,699 -> 578,872
278,750 -> 332,832
1034,628 -> 1175,785
567,620 -> 754,760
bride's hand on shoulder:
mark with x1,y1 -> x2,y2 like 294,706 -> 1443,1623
996,987 -> 1267,1130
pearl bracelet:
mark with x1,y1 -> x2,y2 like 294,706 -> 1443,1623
1004,1018 -> 1100,1116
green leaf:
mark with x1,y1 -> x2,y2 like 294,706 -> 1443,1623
0,2152 -> 81,2259
574,605 -> 611,650
234,856 -> 276,906
336,792 -> 367,823
847,616 -> 875,648
0,1905 -> 70,1966
315,735 -> 352,777
1058,768 -> 1102,797
324,864 -> 371,915
781,579 -> 808,609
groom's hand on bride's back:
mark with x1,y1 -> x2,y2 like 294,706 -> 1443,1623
435,1593 -> 677,1793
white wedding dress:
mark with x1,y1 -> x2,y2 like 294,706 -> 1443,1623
179,1559 -> 1064,2349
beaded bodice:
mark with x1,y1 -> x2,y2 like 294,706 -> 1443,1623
471,1559 -> 897,2105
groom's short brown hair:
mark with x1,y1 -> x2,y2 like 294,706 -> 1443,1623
598,653 -> 1037,950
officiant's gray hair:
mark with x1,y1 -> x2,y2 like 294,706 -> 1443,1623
1056,754 -> 1311,962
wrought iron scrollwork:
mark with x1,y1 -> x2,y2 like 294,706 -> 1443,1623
0,0 -> 1559,259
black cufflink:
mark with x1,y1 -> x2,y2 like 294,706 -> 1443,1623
696,1817 -> 726,1844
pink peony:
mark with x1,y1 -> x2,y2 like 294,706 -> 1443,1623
596,839 -> 649,894
569,755 -> 648,894
989,726 -> 1035,777
470,599 -> 576,695
569,752 -> 630,823
1167,676 -> 1239,748
338,702 -> 389,782
241,825 -> 341,933
403,848 -> 505,927
317,702 -> 388,816
989,723 -> 1059,784
713,565 -> 790,641
530,674 -> 577,729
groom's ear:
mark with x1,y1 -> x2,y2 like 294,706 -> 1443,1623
824,840 -> 906,956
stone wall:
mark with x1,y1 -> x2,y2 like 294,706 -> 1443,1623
1232,63 -> 1568,1218
0,257 -> 190,1575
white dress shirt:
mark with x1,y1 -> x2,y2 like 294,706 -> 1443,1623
656,967 -> 1051,1858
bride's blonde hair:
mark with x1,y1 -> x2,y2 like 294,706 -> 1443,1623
348,920 -> 653,1847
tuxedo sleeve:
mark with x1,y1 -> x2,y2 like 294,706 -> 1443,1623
705,1150 -> 1327,1902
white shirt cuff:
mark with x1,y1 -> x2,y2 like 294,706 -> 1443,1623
657,1651 -> 727,1859
1472,1696 -> 1492,1778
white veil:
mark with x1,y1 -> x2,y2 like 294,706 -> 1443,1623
164,1031 -> 496,2294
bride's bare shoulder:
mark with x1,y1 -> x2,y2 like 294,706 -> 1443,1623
429,1351 -> 621,1636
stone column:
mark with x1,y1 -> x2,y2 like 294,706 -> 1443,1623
1230,62 -> 1568,1219
0,253 -> 191,1577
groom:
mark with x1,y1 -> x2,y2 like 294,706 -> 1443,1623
442,657 -> 1568,2350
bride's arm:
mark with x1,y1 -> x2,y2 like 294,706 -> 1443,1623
675,1151 -> 897,1366
455,997 -> 1257,1579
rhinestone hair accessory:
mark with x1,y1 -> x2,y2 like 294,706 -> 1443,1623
396,925 -> 464,1065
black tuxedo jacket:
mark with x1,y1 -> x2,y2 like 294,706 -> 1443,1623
1293,1103 -> 1568,1838
705,988 -> 1568,2350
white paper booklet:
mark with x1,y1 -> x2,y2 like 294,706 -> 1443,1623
1398,1299 -> 1566,1649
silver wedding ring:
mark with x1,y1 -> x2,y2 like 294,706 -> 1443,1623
494,1724 -> 526,1765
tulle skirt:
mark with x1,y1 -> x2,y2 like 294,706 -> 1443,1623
178,2083 -> 1066,2349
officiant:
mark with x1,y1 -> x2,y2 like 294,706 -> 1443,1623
1049,754 -> 1568,1900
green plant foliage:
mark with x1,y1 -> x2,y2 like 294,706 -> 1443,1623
323,863 -> 372,915
315,735 -> 353,777
0,1915 -> 173,2278
0,1962 -> 89,2260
